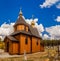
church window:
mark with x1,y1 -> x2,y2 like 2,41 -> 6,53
25,36 -> 28,44
36,39 -> 38,45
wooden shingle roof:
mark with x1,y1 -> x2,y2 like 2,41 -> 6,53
11,30 -> 31,36
7,36 -> 18,42
14,15 -> 28,27
4,36 -> 18,42
28,25 -> 41,38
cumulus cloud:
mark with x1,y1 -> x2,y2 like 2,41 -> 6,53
43,34 -> 49,40
56,3 -> 60,9
36,24 -> 44,33
55,16 -> 60,22
40,0 -> 59,8
25,18 -> 38,25
0,22 -> 14,40
46,25 -> 60,40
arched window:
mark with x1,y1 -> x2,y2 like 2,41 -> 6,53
25,36 -> 28,44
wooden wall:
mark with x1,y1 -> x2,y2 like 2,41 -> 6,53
26,26 -> 28,31
20,34 -> 31,54
17,25 -> 24,31
32,37 -> 40,53
4,38 -> 13,54
4,35 -> 44,55
14,25 -> 29,32
12,42 -> 19,54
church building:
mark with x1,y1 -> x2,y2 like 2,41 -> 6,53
4,9 -> 44,55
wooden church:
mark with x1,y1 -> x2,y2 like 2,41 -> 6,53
4,9 -> 44,55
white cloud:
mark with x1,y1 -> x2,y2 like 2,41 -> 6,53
43,34 -> 49,40
26,19 -> 32,24
56,3 -> 60,9
36,24 -> 44,33
0,22 -> 14,40
39,33 -> 42,37
25,18 -> 38,25
46,25 -> 60,40
40,0 -> 59,8
55,16 -> 60,22
10,23 -> 15,26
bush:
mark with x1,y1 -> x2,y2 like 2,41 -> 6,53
0,42 -> 5,49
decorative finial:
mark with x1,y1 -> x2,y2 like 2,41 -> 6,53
19,7 -> 23,15
31,15 -> 35,27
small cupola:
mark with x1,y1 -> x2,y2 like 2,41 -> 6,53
31,15 -> 35,28
14,8 -> 29,31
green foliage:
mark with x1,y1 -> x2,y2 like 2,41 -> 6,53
41,40 -> 60,46
0,41 -> 5,49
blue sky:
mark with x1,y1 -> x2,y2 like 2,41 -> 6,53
0,0 -> 60,27
0,0 -> 60,40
